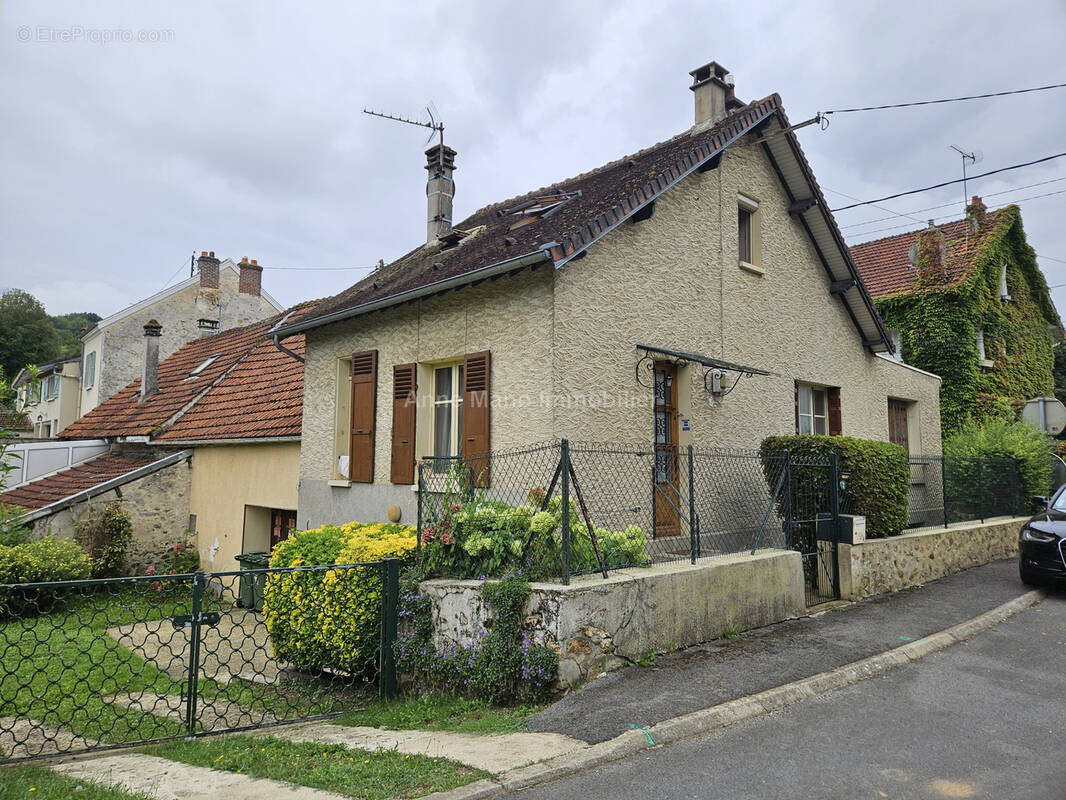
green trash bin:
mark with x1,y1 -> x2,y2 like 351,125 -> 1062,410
235,552 -> 270,610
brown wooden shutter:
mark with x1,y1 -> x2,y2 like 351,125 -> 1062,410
794,382 -> 800,434
827,386 -> 842,437
349,350 -> 377,483
462,350 -> 491,487
390,363 -> 417,484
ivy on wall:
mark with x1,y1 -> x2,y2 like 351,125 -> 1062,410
876,206 -> 1060,437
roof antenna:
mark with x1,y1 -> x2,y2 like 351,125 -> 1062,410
363,106 -> 445,151
949,144 -> 983,210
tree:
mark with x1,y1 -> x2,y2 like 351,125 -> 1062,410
50,312 -> 101,359
0,289 -> 60,379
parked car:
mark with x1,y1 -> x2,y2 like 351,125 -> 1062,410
1019,487 -> 1066,586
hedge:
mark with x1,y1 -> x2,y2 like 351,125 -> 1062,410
0,538 -> 91,584
263,522 -> 416,676
759,435 -> 909,539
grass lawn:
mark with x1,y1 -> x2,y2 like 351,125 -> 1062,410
144,734 -> 488,799
0,764 -> 153,800
338,696 -> 540,734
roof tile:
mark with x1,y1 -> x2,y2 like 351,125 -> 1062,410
0,454 -> 157,511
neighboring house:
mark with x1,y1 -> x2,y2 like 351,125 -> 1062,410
12,356 -> 82,438
78,253 -> 284,416
851,199 -> 1064,437
1,306 -> 311,573
273,60 -> 943,529
0,411 -> 34,441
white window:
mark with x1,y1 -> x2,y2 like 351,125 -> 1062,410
432,363 -> 463,470
83,351 -> 96,389
48,375 -> 59,400
887,329 -> 903,363
737,193 -> 762,272
797,383 -> 828,435
976,328 -> 986,361
999,263 -> 1011,301
188,353 -> 222,378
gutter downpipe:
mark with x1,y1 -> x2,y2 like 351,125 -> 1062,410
272,333 -> 305,364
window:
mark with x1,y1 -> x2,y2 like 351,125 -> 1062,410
83,351 -> 96,389
976,328 -> 987,361
888,399 -> 911,454
797,384 -> 828,435
737,193 -> 762,273
48,375 -> 59,400
432,363 -> 463,471
188,353 -> 222,378
999,263 -> 1011,301
887,329 -> 904,363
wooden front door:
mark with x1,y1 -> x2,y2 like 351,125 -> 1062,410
270,509 -> 298,549
888,399 -> 909,454
653,362 -> 681,537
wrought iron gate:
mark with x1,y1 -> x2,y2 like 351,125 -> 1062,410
0,560 -> 398,762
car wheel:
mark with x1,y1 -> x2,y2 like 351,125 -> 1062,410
1020,564 -> 1044,588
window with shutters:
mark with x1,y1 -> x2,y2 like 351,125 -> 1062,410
431,363 -> 463,473
796,382 -> 842,436
349,350 -> 377,483
390,363 -> 418,484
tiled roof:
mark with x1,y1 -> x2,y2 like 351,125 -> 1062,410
0,454 -> 156,511
293,96 -> 789,327
849,209 -> 1009,298
59,303 -> 315,442
0,412 -> 32,432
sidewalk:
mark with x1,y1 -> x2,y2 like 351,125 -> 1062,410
526,558 -> 1029,744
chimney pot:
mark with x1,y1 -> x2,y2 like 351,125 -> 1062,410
426,144 -> 457,244
197,251 -> 220,289
140,320 -> 162,402
689,60 -> 740,130
238,257 -> 263,296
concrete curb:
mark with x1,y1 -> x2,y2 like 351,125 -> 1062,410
423,589 -> 1043,800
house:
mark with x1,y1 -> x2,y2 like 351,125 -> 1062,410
12,356 -> 82,438
1,306 -> 311,573
851,199 -> 1063,437
272,60 -> 943,529
0,411 -> 33,441
78,253 -> 284,416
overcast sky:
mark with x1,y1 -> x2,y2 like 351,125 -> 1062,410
2,0 -> 1064,320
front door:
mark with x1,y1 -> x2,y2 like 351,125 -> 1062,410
270,509 -> 298,549
653,362 -> 681,537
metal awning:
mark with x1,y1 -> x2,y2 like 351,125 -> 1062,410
635,344 -> 778,377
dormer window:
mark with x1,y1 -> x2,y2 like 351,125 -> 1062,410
188,353 -> 221,378
504,192 -> 580,231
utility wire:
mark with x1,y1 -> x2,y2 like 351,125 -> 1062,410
822,82 -> 1066,115
260,265 -> 376,271
839,176 -> 1066,230
159,256 -> 194,293
830,153 -> 1066,212
821,187 -> 926,226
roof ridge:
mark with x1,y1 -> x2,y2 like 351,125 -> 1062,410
850,206 -> 1010,250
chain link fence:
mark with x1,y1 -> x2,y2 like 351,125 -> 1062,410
905,454 -> 1028,529
0,561 -> 398,762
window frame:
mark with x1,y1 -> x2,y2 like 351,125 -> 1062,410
83,351 -> 96,389
431,362 -> 464,469
737,193 -> 762,273
797,383 -> 829,436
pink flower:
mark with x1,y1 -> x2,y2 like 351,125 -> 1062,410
420,526 -> 436,545
145,565 -> 156,576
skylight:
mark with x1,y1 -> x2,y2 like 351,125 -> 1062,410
188,353 -> 222,377
504,192 -> 581,231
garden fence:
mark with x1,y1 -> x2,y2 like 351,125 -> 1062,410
0,561 -> 398,762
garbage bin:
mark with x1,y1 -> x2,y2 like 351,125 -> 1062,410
234,552 -> 270,610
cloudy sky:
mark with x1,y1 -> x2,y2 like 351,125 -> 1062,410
2,0 -> 1064,319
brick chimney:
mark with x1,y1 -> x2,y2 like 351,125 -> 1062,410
689,61 -> 742,130
197,251 -> 220,289
966,195 -> 987,234
140,319 -> 162,402
238,257 -> 263,296
425,143 -> 457,243
915,221 -> 949,287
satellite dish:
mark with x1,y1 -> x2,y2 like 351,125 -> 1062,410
1022,396 -> 1066,436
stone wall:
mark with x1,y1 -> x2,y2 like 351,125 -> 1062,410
838,516 -> 1027,599
419,550 -> 804,689
27,456 -> 193,574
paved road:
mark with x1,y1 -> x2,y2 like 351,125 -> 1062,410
529,559 -> 1030,744
511,588 -> 1066,799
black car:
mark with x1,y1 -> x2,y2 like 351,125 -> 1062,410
1019,487 -> 1066,586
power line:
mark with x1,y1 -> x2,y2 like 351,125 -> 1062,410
839,176 -> 1066,230
260,265 -> 376,272
822,82 -> 1066,115
821,186 -> 926,226
159,256 -> 193,293
830,153 -> 1066,212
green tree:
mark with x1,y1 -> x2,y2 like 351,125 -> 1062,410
49,312 -> 101,359
0,289 -> 60,379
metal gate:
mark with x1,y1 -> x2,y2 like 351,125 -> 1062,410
786,453 -> 842,606
0,560 -> 398,762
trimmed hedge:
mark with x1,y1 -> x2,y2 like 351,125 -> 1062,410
263,522 -> 416,676
0,538 -> 91,584
759,435 -> 909,539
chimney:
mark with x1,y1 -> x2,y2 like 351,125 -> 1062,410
425,143 -> 457,243
197,250 -> 220,289
140,319 -> 162,402
915,221 -> 949,287
238,256 -> 263,296
965,195 -> 987,234
689,61 -> 740,130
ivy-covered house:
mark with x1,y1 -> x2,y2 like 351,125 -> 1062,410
851,198 -> 1063,437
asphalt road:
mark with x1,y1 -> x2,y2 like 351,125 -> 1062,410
511,588 -> 1066,799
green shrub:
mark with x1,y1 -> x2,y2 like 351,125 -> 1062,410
943,417 -> 1053,513
263,521 -> 416,676
395,574 -> 557,705
0,537 -> 91,584
78,502 -> 133,578
759,435 -> 909,539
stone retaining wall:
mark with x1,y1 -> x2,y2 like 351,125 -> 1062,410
838,516 -> 1027,600
419,549 -> 805,690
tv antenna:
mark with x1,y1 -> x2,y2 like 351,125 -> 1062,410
363,106 -> 445,150
949,144 -> 983,209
